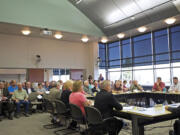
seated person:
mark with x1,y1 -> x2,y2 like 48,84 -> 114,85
49,81 -> 61,100
114,80 -> 123,92
94,80 -> 123,135
152,77 -> 165,92
88,79 -> 94,90
25,82 -> 35,94
130,80 -> 143,92
0,82 -> 14,120
169,77 -> 180,92
61,80 -> 73,108
83,80 -> 92,95
45,81 -> 50,91
92,80 -> 100,93
69,80 -> 91,116
8,80 -> 18,95
12,83 -> 29,118
123,80 -> 129,92
36,83 -> 46,95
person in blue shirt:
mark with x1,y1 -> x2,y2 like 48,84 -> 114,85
8,80 -> 18,95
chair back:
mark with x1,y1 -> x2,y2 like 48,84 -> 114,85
85,106 -> 103,125
69,103 -> 84,122
55,100 -> 68,114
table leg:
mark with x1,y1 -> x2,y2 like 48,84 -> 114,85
132,116 -> 144,135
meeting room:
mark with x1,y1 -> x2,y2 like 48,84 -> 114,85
1,0 -> 180,135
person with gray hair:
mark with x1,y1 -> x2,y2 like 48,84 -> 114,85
94,80 -> 123,135
83,80 -> 93,95
12,83 -> 29,118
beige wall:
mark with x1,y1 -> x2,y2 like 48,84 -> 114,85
0,33 -> 99,79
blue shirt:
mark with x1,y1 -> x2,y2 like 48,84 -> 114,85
8,85 -> 18,93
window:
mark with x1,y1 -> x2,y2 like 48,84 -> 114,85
52,69 -> 70,82
99,43 -> 106,68
133,33 -> 152,66
170,25 -> 180,62
108,41 -> 120,68
109,71 -> 121,82
154,29 -> 169,64
121,39 -> 132,67
122,70 -> 132,81
155,68 -> 171,86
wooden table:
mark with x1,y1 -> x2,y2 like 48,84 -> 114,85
115,105 -> 179,135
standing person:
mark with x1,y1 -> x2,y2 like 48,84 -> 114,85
152,77 -> 166,92
98,74 -> 104,81
8,80 -> 18,95
169,77 -> 180,92
12,83 -> 29,118
94,80 -> 123,135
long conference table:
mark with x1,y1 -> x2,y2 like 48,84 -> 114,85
86,91 -> 180,135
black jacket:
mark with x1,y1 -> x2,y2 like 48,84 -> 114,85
61,90 -> 72,108
94,89 -> 123,119
2,88 -> 11,99
25,87 -> 35,94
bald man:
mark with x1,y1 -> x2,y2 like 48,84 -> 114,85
12,83 -> 29,118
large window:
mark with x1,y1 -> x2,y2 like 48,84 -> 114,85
98,24 -> 180,86
99,43 -> 106,68
53,69 -> 70,82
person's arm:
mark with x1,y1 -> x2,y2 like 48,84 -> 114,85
24,91 -> 29,101
110,94 -> 123,110
137,85 -> 143,90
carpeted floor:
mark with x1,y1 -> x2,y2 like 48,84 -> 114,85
0,113 -> 176,135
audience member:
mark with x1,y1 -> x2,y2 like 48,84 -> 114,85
25,82 -> 35,94
92,80 -> 100,93
8,80 -> 18,95
83,80 -> 92,95
169,77 -> 180,92
94,80 -> 123,135
152,77 -> 165,91
130,80 -> 143,92
123,80 -> 128,92
12,83 -> 29,118
69,80 -> 91,115
98,73 -> 104,81
49,81 -> 61,100
114,80 -> 123,92
44,81 -> 50,91
36,83 -> 46,95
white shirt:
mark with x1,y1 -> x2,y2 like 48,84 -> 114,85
28,88 -> 32,94
169,82 -> 180,92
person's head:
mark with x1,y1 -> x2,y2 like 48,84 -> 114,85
17,83 -> 23,90
38,83 -> 43,89
45,81 -> 49,87
100,74 -> 102,77
157,77 -> 162,83
11,80 -> 16,87
89,79 -> 93,84
115,80 -> 121,88
50,81 -> 57,88
22,82 -> 25,88
93,80 -> 98,87
101,80 -> 111,92
58,80 -> 63,85
63,80 -> 73,91
88,75 -> 93,80
129,80 -> 132,84
72,80 -> 83,92
56,82 -> 61,90
173,77 -> 178,84
123,80 -> 127,85
133,80 -> 138,85
0,82 -> 4,89
26,82 -> 31,88
84,80 -> 89,87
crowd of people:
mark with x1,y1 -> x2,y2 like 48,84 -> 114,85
0,73 -> 180,134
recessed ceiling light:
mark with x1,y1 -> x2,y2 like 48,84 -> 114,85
101,37 -> 108,43
137,26 -> 147,33
81,35 -> 89,43
164,17 -> 176,25
117,33 -> 125,39
21,29 -> 31,35
54,32 -> 63,39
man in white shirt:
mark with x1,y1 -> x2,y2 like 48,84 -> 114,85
169,77 -> 180,92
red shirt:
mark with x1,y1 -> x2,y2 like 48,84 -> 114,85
153,82 -> 165,91
69,91 -> 87,115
